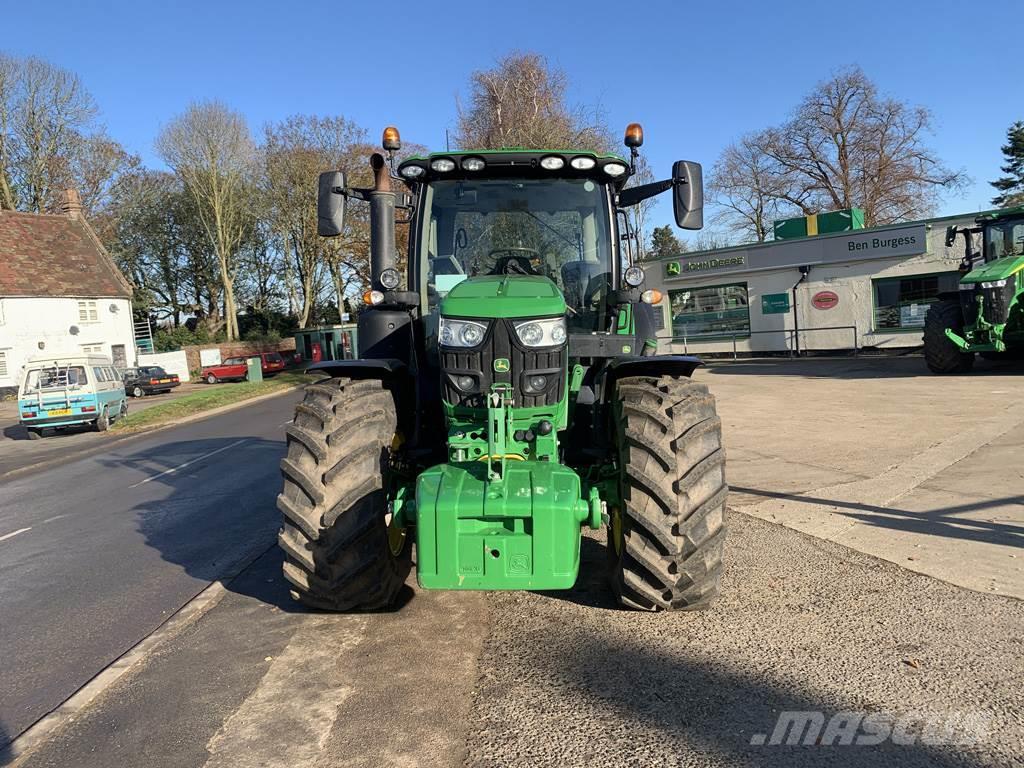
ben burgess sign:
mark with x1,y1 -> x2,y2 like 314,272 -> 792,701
662,223 -> 928,280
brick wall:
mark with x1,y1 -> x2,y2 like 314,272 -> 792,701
182,338 -> 296,374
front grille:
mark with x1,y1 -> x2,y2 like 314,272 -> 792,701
960,274 -> 1016,326
441,319 -> 566,409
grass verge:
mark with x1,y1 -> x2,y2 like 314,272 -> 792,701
111,370 -> 315,433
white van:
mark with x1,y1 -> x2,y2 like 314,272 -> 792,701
17,354 -> 128,439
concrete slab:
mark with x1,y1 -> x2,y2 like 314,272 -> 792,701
701,356 -> 1024,599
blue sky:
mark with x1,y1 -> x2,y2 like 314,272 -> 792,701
4,0 -> 1021,237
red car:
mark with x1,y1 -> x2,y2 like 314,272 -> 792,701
259,351 -> 286,376
202,356 -> 250,384
201,352 -> 286,384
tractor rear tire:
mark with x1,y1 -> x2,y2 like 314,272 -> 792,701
609,376 -> 727,611
924,299 -> 974,374
277,377 -> 411,611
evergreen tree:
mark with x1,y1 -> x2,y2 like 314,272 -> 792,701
648,225 -> 686,260
991,121 -> 1024,208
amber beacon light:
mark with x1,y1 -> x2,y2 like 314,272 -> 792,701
624,122 -> 644,148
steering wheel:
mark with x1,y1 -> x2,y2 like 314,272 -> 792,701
488,247 -> 542,276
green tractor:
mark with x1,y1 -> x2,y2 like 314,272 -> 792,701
276,124 -> 727,612
924,207 -> 1024,373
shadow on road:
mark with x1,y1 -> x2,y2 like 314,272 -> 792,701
535,535 -> 619,609
91,437 -> 311,613
541,632 -> 989,767
732,485 -> 1024,548
1,422 -> 94,442
702,356 -> 1024,380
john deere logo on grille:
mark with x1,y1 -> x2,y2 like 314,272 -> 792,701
493,358 -> 510,373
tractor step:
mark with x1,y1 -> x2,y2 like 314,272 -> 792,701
415,460 -> 589,590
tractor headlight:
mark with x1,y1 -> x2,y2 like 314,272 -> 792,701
430,158 -> 456,173
461,156 -> 485,171
514,317 -> 567,347
540,155 -> 565,170
439,317 -> 488,348
399,164 -> 424,179
980,280 -> 1007,289
379,267 -> 401,290
623,265 -> 645,287
570,156 -> 596,170
603,162 -> 628,177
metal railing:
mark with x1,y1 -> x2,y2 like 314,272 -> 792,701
671,325 -> 859,360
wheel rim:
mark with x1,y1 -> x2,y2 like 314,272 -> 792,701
610,505 -> 624,557
386,512 -> 407,557
133,387 -> 143,397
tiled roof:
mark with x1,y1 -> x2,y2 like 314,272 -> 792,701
0,210 -> 132,298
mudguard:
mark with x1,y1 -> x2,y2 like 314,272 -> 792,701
305,358 -> 407,380
605,355 -> 703,387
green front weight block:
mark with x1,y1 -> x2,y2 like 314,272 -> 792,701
415,460 -> 589,590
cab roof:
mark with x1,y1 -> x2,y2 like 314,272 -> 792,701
397,149 -> 634,188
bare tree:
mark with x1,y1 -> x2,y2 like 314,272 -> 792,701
0,53 -> 137,215
709,67 -> 968,237
456,52 -> 610,152
0,53 -> 16,210
260,115 -> 368,327
708,133 -> 787,242
157,101 -> 255,340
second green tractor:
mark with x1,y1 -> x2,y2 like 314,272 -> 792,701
277,124 -> 727,611
924,207 -> 1024,373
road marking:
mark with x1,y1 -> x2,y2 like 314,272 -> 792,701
202,616 -> 368,768
0,526 -> 31,542
42,514 -> 69,524
279,419 -> 293,427
129,439 -> 248,488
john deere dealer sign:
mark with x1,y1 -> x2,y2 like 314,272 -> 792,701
665,255 -> 745,276
662,223 -> 927,281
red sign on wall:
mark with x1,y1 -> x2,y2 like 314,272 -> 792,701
811,290 -> 839,310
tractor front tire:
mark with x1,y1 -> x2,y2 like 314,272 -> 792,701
609,376 -> 727,611
924,299 -> 974,374
277,377 -> 411,611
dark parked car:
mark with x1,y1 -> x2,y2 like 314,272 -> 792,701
122,366 -> 181,397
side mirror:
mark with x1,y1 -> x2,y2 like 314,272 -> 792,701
945,225 -> 957,248
672,160 -> 703,230
317,170 -> 346,237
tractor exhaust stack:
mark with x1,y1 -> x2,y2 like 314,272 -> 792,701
369,152 -> 396,291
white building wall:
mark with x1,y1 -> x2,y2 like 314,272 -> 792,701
659,218 -> 967,356
137,350 -> 191,382
0,296 -> 135,390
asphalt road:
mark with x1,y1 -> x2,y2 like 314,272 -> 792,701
0,385 -> 204,479
10,517 -> 1021,768
0,389 -> 302,749
2,361 -> 1022,767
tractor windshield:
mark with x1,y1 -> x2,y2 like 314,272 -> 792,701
984,218 -> 1024,261
420,178 -> 613,330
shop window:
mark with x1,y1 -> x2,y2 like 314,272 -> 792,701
669,283 -> 750,339
872,273 -> 960,330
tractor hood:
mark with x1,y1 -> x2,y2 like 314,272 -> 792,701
440,275 -> 567,319
961,254 -> 1024,284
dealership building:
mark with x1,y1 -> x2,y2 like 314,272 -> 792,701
646,209 -> 987,356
